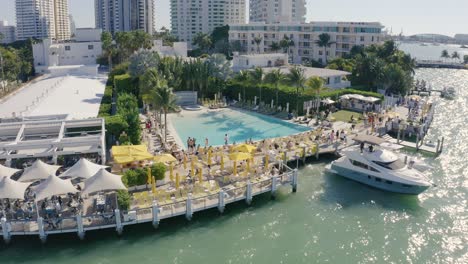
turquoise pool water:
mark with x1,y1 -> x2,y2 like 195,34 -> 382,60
170,108 -> 310,147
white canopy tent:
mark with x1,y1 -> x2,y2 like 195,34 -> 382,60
18,160 -> 61,182
33,175 -> 78,202
0,164 -> 20,179
0,177 -> 32,200
59,158 -> 108,179
321,98 -> 335,105
82,168 -> 126,195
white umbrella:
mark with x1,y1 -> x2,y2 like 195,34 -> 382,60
19,160 -> 61,182
82,168 -> 126,195
0,164 -> 20,179
321,98 -> 335,105
0,177 -> 32,200
33,175 -> 78,202
60,158 -> 108,179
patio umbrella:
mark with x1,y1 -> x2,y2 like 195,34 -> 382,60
183,155 -> 187,169
229,152 -> 252,161
33,175 -> 78,202
151,174 -> 156,195
0,177 -> 32,200
191,158 -> 195,176
175,172 -> 180,189
153,153 -> 177,164
207,150 -> 212,166
169,162 -> 174,182
81,168 -> 126,196
264,154 -> 269,172
147,167 -> 152,185
233,144 -> 256,153
60,158 -> 108,179
111,145 -> 153,164
198,167 -> 203,183
19,160 -> 61,182
233,161 -> 237,176
220,154 -> 224,171
0,164 -> 20,179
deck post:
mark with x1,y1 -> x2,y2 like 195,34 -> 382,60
282,152 -> 287,164
291,169 -> 298,192
76,214 -> 85,240
37,217 -> 47,243
218,190 -> 225,213
436,139 -> 441,153
246,180 -> 253,205
152,201 -> 160,228
115,209 -> 123,235
271,175 -> 278,198
302,147 -> 306,164
397,129 -> 401,143
315,142 -> 319,159
416,133 -> 420,151
439,137 -> 445,153
185,193 -> 193,221
1,217 -> 11,244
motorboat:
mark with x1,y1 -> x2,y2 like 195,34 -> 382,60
441,87 -> 456,99
325,135 -> 432,195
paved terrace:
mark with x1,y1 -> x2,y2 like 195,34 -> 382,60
0,74 -> 107,119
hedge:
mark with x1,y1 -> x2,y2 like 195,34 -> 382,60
224,81 -> 383,115
101,85 -> 113,104
108,62 -> 130,83
98,103 -> 111,117
114,74 -> 133,94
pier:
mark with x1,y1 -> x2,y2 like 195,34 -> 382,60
416,60 -> 466,69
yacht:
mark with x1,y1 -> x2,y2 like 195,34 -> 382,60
441,87 -> 456,99
325,135 -> 432,195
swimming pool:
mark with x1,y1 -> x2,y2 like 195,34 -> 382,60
169,108 -> 310,148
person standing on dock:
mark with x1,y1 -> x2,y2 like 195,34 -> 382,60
205,138 -> 209,148
224,134 -> 229,145
360,142 -> 365,153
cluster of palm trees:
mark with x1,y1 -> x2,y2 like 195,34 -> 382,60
233,66 -> 325,114
441,50 -> 461,62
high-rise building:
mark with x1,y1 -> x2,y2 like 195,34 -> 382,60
170,0 -> 246,48
15,0 -> 71,41
0,21 -> 16,44
249,0 -> 306,24
229,21 -> 384,64
94,0 -> 154,35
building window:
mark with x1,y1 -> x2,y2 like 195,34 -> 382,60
360,36 -> 365,42
88,45 -> 94,50
375,177 -> 382,182
65,46 -> 71,51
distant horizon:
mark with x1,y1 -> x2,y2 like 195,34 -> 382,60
0,0 -> 467,37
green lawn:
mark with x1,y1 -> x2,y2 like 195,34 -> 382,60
331,110 -> 363,123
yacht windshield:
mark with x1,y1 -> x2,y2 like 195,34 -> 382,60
372,160 -> 405,170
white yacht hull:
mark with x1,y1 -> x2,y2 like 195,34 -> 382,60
326,164 -> 430,195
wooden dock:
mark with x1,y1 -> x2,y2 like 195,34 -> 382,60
382,134 -> 443,155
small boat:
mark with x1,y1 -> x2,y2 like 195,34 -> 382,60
460,45 -> 468,49
325,135 -> 431,195
420,43 -> 428,46
441,87 -> 456,99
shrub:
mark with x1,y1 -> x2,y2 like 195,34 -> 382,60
117,190 -> 131,210
101,86 -> 113,104
98,103 -> 111,117
151,162 -> 166,181
122,168 -> 149,187
114,74 -> 133,95
108,62 -> 129,83
105,115 -> 128,139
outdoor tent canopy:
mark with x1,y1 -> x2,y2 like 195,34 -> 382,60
0,164 -> 20,179
0,177 -> 32,200
59,158 -> 108,179
33,174 -> 78,202
111,145 -> 153,164
82,168 -> 126,195
19,160 -> 61,182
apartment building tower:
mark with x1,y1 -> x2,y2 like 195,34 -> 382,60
249,0 -> 306,24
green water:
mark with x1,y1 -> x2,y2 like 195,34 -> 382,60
1,68 -> 467,263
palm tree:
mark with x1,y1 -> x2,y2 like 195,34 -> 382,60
270,42 -> 280,52
140,68 -> 166,127
287,66 -> 306,114
155,86 -> 178,143
280,36 -> 295,62
306,77 -> 325,121
315,33 -> 336,65
253,36 -> 263,53
101,31 -> 115,71
441,49 -> 450,61
192,32 -> 212,53
234,70 -> 250,102
250,67 -> 264,104
266,69 -> 286,108
451,51 -> 460,62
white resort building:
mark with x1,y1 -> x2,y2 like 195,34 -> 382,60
249,0 -> 306,24
170,0 -> 246,48
0,21 -> 16,44
152,39 -> 188,58
229,21 -> 384,64
231,52 -> 289,71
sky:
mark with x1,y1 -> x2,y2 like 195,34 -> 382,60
0,0 -> 466,36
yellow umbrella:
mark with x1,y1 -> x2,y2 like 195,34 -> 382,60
147,167 -> 152,185
229,152 -> 251,161
233,160 -> 237,175
175,172 -> 180,189
112,145 -> 153,164
246,158 -> 250,173
220,154 -> 224,171
233,144 -> 256,153
153,153 -> 177,163
264,154 -> 269,172
198,167 -> 203,183
169,162 -> 174,182
207,149 -> 212,166
183,155 -> 187,169
191,157 -> 195,176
